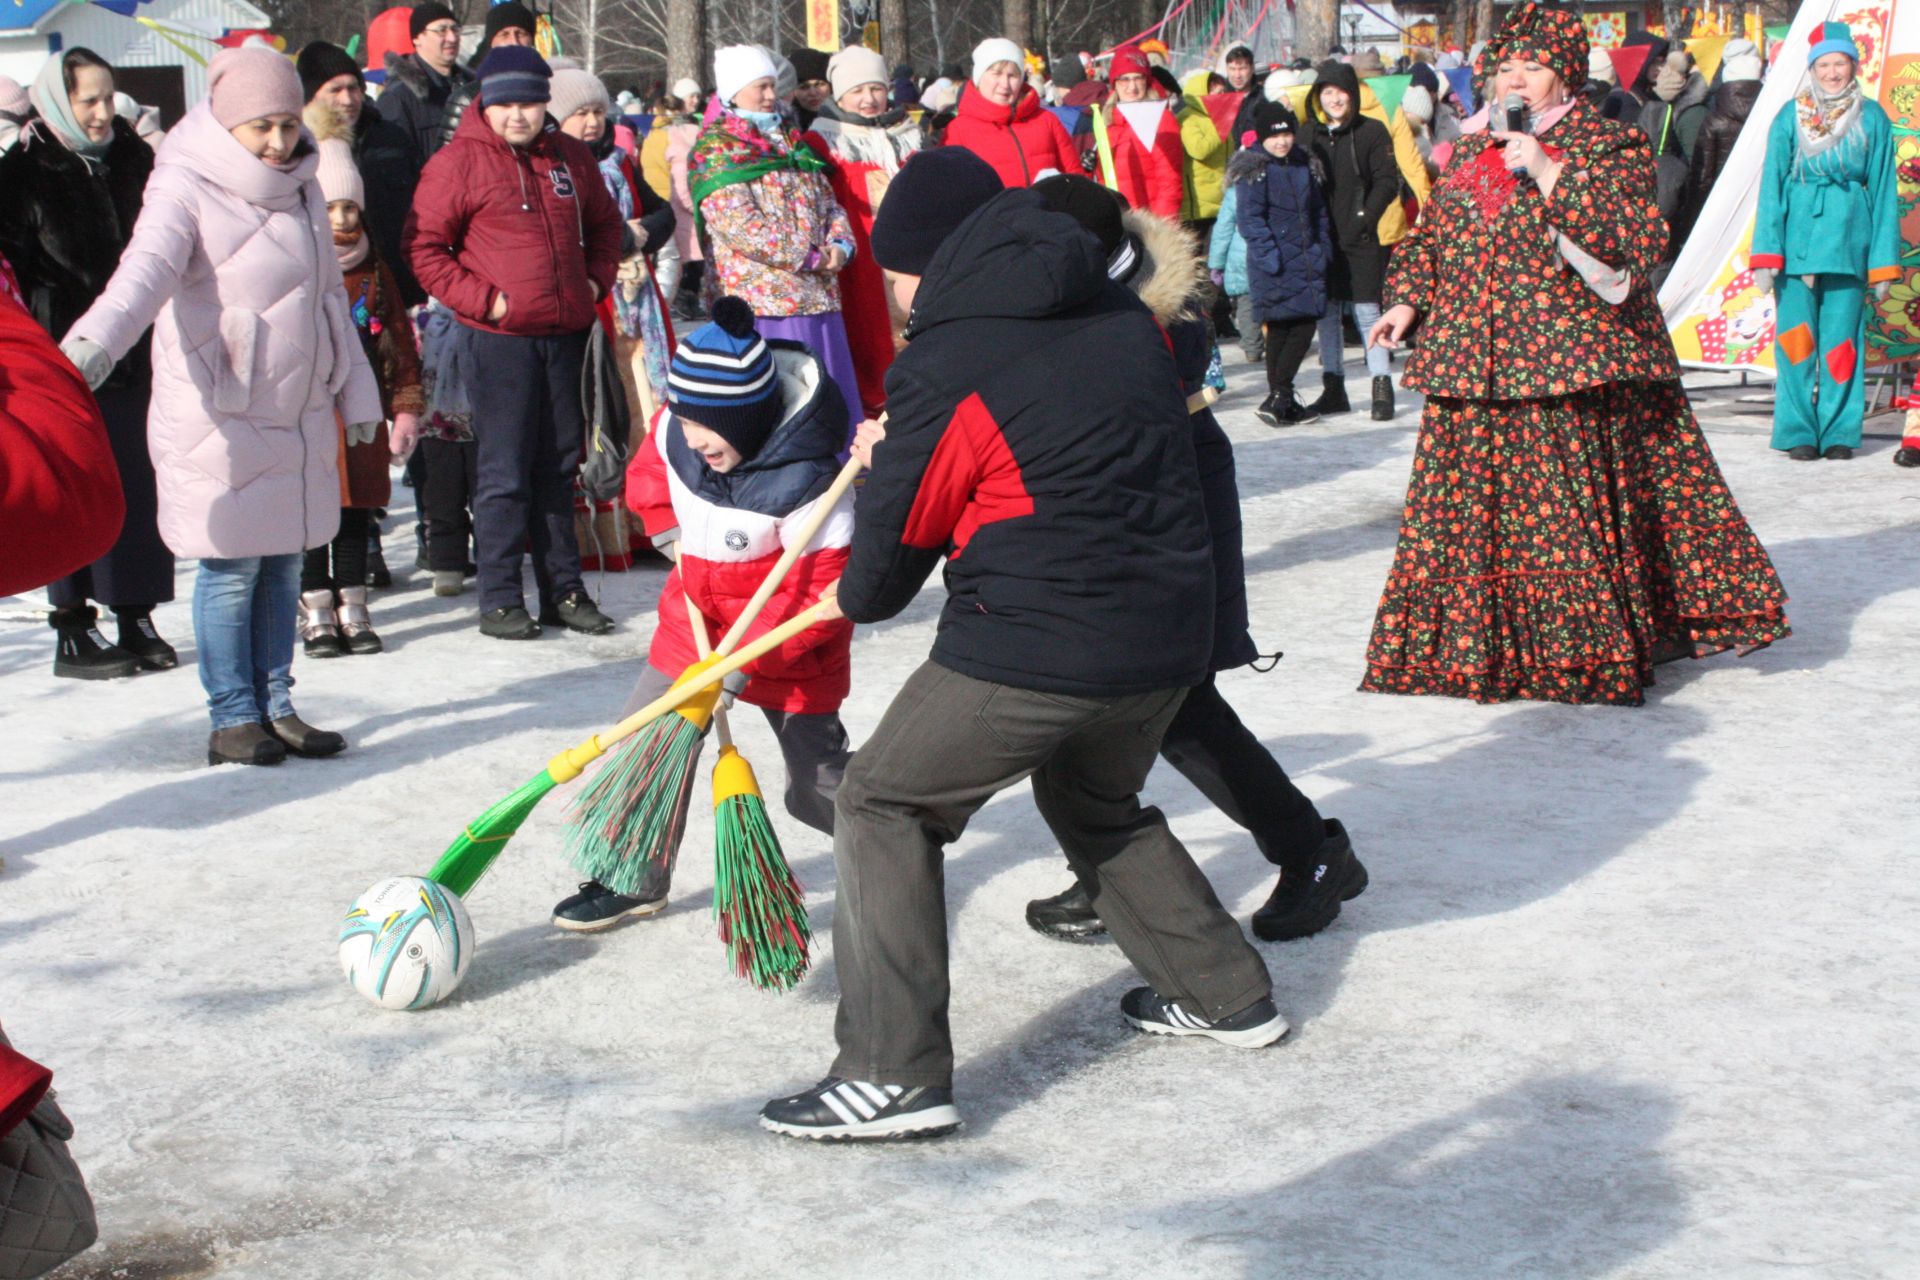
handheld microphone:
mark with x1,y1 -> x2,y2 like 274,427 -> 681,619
1502,93 -> 1530,176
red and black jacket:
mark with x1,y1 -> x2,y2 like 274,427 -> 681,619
839,189 -> 1215,697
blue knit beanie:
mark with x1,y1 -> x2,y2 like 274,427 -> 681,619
667,297 -> 784,458
477,45 -> 551,106
1809,21 -> 1861,67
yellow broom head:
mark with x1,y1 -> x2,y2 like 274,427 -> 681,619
665,656 -> 724,734
712,744 -> 762,807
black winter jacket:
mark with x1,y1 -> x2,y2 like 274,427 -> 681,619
353,106 -> 427,306
0,117 -> 152,383
1679,78 -> 1761,243
840,189 -> 1215,696
377,53 -> 478,167
1310,62 -> 1396,302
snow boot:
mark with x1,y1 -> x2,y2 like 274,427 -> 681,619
266,715 -> 346,758
432,569 -> 465,597
113,608 -> 178,670
1025,882 -> 1108,943
299,589 -> 345,658
207,723 -> 286,767
365,526 -> 391,588
336,585 -> 383,655
1121,988 -> 1289,1048
480,606 -> 542,640
1895,445 -> 1920,468
1371,375 -> 1395,421
1307,373 -> 1350,416
552,880 -> 667,932
1250,819 -> 1367,942
49,605 -> 140,680
760,1077 -> 963,1142
1276,397 -> 1322,426
1788,445 -> 1820,461
1254,392 -> 1282,426
1823,444 -> 1854,461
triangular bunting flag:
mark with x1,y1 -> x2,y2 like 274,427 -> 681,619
1368,73 -> 1412,120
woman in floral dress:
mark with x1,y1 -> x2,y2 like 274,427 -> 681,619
1363,2 -> 1789,706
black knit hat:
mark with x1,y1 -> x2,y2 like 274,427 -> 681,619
409,2 -> 456,40
1033,173 -> 1127,257
789,47 -> 830,85
482,1 -> 538,47
870,145 -> 1004,274
298,41 -> 363,103
1252,97 -> 1299,138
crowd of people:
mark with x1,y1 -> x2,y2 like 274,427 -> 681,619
10,0 -> 1908,1153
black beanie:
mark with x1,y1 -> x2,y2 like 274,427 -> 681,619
298,41 -> 364,103
789,47 -> 830,85
1252,97 -> 1299,139
482,1 -> 537,46
1032,173 -> 1127,257
409,2 -> 456,40
870,146 -> 1004,274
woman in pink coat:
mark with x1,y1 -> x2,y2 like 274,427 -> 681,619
67,45 -> 383,767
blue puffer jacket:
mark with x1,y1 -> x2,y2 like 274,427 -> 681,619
1236,146 -> 1332,324
1208,180 -> 1250,298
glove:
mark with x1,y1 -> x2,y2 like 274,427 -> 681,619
345,419 -> 381,447
1209,269 -> 1225,288
60,336 -> 113,390
720,670 -> 749,710
1750,267 -> 1776,295
1876,279 -> 1894,304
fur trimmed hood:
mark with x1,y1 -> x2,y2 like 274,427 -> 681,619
1119,206 -> 1205,325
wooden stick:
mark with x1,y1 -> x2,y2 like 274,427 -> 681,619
1187,385 -> 1218,414
713,454 -> 862,656
686,592 -> 733,750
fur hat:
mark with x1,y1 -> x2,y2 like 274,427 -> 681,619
208,44 -> 305,130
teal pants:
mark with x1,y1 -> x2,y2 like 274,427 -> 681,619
1772,273 -> 1866,452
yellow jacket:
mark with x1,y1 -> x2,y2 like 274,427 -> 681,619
1179,70 -> 1229,222
640,116 -> 674,201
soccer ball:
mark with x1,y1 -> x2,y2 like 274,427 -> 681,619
338,876 -> 474,1010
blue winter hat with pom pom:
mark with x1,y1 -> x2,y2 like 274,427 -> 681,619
667,296 -> 784,459
1809,22 -> 1861,66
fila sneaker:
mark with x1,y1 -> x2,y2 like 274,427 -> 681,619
1251,819 -> 1366,942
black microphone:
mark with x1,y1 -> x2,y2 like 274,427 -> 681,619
1502,92 -> 1530,176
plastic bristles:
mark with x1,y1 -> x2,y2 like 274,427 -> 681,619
563,716 -> 704,896
428,768 -> 559,897
712,792 -> 811,992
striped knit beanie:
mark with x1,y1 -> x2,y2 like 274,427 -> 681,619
667,297 -> 784,458
477,46 -> 551,107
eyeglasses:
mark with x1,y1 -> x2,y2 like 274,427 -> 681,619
422,21 -> 458,36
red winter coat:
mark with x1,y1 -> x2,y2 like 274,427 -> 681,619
406,109 -> 622,336
0,289 -> 123,597
944,83 -> 1087,188
1105,100 -> 1186,219
625,346 -> 854,714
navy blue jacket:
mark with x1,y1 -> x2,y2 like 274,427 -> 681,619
1235,148 -> 1332,324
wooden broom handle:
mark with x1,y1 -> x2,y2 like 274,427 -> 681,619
713,453 -> 862,656
596,600 -> 833,753
685,592 -> 733,749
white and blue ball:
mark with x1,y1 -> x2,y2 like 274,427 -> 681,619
338,876 -> 474,1010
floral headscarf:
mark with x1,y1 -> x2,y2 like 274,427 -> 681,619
1478,2 -> 1590,92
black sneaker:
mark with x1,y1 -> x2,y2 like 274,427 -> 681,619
49,605 -> 140,680
1276,397 -> 1322,426
114,609 -> 178,670
760,1077 -> 962,1142
549,591 -> 614,635
1251,819 -> 1366,942
480,606 -> 542,639
1120,988 -> 1289,1047
1025,882 -> 1109,943
1253,392 -> 1281,426
551,880 -> 667,932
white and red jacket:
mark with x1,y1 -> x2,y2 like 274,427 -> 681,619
626,342 -> 855,714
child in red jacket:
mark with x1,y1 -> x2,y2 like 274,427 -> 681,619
553,297 -> 856,931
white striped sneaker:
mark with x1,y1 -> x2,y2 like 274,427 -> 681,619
759,1076 -> 963,1142
1121,988 -> 1290,1048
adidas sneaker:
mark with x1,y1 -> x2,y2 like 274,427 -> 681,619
759,1077 -> 962,1142
1120,988 -> 1289,1048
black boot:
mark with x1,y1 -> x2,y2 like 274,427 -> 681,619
1307,373 -> 1350,416
208,723 -> 287,767
50,605 -> 140,680
266,715 -> 346,758
365,525 -> 391,587
1371,375 -> 1395,421
1254,392 -> 1281,426
1276,397 -> 1322,426
1895,445 -> 1920,468
113,608 -> 178,670
1024,883 -> 1109,943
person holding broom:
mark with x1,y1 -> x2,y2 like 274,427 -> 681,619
552,297 -> 855,931
758,147 -> 1285,1144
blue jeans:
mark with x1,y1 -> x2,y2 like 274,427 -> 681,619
1318,302 -> 1391,378
193,554 -> 300,731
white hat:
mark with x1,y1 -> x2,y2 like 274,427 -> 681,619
1400,84 -> 1434,124
671,76 -> 700,101
1722,38 -> 1763,82
829,45 -> 890,100
714,44 -> 778,107
1587,48 -> 1617,85
972,37 -> 1025,85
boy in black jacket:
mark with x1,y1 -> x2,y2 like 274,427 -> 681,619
758,147 -> 1285,1144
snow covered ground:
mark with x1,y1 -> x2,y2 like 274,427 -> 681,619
3,363 -> 1916,1279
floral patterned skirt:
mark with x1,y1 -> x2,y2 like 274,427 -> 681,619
1361,381 -> 1790,706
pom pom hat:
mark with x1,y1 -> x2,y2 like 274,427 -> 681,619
668,297 -> 784,460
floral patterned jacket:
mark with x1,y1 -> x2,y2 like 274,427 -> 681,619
692,113 -> 853,317
1383,100 -> 1680,401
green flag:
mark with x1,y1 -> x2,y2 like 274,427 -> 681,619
1369,73 -> 1411,121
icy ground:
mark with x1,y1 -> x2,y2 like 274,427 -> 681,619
2,361 -> 1917,1279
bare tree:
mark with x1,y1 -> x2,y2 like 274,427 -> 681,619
1003,0 -> 1031,52
1294,0 -> 1337,60
882,0 -> 909,66
668,0 -> 705,88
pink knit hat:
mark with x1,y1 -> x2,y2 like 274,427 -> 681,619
208,44 -> 305,129
315,137 -> 364,208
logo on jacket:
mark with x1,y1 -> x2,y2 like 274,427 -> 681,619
724,529 -> 749,551
549,166 -> 575,199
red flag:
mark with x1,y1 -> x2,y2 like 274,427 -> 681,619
1202,91 -> 1247,149
1608,45 -> 1653,92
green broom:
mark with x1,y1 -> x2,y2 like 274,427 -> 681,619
687,598 -> 810,991
424,602 -> 837,896
560,456 -> 862,896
